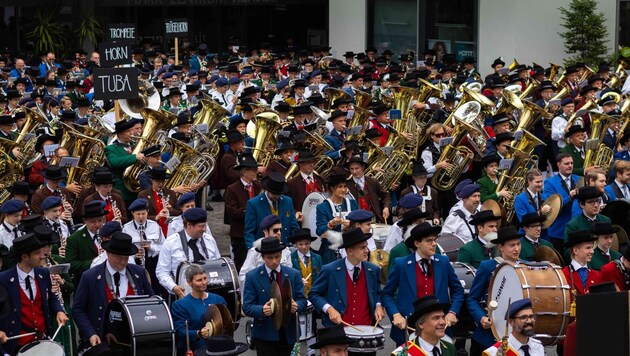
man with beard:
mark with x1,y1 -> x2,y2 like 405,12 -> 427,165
482,299 -> 545,355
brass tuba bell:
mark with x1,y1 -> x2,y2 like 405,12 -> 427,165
119,79 -> 161,119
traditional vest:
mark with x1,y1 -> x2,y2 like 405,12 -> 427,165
152,190 -> 168,235
19,281 -> 45,346
415,261 -> 435,298
299,258 -> 313,297
370,119 -> 389,146
426,144 -> 440,165
105,280 -> 136,302
482,341 -> 520,356
343,268 -> 371,326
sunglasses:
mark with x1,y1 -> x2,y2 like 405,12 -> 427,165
433,132 -> 445,138
271,228 -> 281,233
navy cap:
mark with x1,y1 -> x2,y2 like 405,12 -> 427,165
260,214 -> 281,231
454,179 -> 473,198
228,77 -> 240,86
398,194 -> 423,209
460,183 -> 480,198
177,192 -> 196,207
346,209 -> 373,223
1,199 -> 24,214
100,221 -> 122,237
128,198 -> 149,212
216,77 -> 229,86
141,145 -> 161,157
506,298 -> 532,320
40,196 -> 62,211
182,207 -> 207,224
240,68 -> 253,75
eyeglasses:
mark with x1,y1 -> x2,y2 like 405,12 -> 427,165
585,199 -> 601,206
433,133 -> 445,138
515,314 -> 537,322
424,238 -> 437,244
526,224 -> 542,229
271,228 -> 281,233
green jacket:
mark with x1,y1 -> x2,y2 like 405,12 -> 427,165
588,245 -> 622,270
457,239 -> 495,269
564,213 -> 610,245
387,242 -> 412,275
559,144 -> 585,176
104,144 -> 138,201
519,236 -> 553,262
64,226 -> 98,288
477,174 -> 500,203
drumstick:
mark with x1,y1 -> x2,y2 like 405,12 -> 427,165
7,332 -> 36,340
340,320 -> 363,333
304,273 -> 312,280
114,341 -> 132,348
372,318 -> 379,332
51,323 -> 64,340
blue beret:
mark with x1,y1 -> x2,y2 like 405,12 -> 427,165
228,77 -> 241,86
460,183 -> 480,199
76,118 -> 88,125
182,207 -> 207,223
399,194 -> 423,209
177,192 -> 196,207
208,75 -> 220,84
506,298 -> 532,320
346,209 -> 373,222
1,199 -> 24,214
100,221 -> 122,237
276,79 -> 289,90
129,198 -> 149,212
156,67 -> 167,76
310,70 -> 321,77
454,179 -> 474,198
162,72 -> 174,79
240,68 -> 253,75
260,214 -> 281,231
188,69 -> 198,76
40,196 -> 62,211
216,78 -> 228,86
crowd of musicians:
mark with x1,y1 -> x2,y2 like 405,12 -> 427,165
1,41 -> 630,356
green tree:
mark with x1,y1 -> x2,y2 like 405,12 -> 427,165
559,0 -> 609,66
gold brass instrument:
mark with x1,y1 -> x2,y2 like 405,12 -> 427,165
516,99 -> 549,132
194,98 -> 229,156
285,130 -> 334,179
0,150 -> 23,204
250,111 -> 282,169
494,90 -> 524,128
616,100 -> 630,146
123,108 -> 177,193
565,97 -> 597,130
583,112 -> 615,173
164,137 -> 216,190
119,79 -> 162,119
353,89 -> 373,110
369,249 -> 390,284
323,87 -> 352,112
495,129 -> 546,223
365,150 -> 411,191
14,107 -> 49,166
347,106 -> 371,140
519,79 -> 539,100
391,80 -> 442,148
548,63 -> 561,81
445,86 -> 495,127
508,58 -> 519,72
610,58 -> 629,89
57,121 -> 106,191
431,115 -> 478,191
366,138 -> 385,166
548,82 -> 570,104
577,65 -> 596,84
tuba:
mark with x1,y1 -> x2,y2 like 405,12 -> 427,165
517,99 -> 549,132
323,87 -> 352,112
63,122 -> 107,192
164,137 -> 215,189
285,130 -> 334,180
0,150 -> 23,204
445,86 -> 495,127
13,107 -> 49,166
353,89 -> 373,109
194,98 -> 230,157
347,106 -> 371,140
365,150 -> 411,191
250,112 -> 283,168
119,79 -> 161,119
583,112 -> 615,174
123,108 -> 177,192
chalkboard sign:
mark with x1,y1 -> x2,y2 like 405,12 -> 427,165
107,23 -> 137,41
99,41 -> 132,68
164,18 -> 188,38
93,67 -> 139,100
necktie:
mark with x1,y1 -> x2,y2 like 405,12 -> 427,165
420,259 -> 430,276
533,194 -> 540,210
113,271 -> 121,298
432,347 -> 441,356
187,239 -> 205,262
521,344 -> 531,356
25,275 -> 34,301
623,185 -> 629,199
247,184 -> 254,199
353,266 -> 360,283
577,267 -> 588,287
565,177 -> 572,191
12,227 -> 18,239
304,255 -> 310,266
580,149 -> 585,159
271,202 -> 278,215
270,270 -> 278,283
533,241 -> 539,249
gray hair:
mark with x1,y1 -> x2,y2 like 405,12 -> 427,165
185,264 -> 206,282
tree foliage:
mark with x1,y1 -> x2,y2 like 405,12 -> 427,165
558,0 -> 609,66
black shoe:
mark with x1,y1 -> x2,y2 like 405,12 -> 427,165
205,203 -> 214,211
211,195 -> 224,202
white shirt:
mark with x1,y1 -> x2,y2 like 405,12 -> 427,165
551,114 -> 568,148
106,260 -> 129,297
483,333 -> 546,356
16,266 -> 37,301
45,218 -> 70,240
122,219 -> 165,257
0,221 -> 21,248
238,245 -> 292,287
441,206 -> 476,243
353,177 -> 365,190
421,142 -> 441,177
571,259 -> 588,271
383,222 -> 404,252
417,336 -> 442,355
156,231 -> 221,293
91,253 -> 135,269
166,216 -> 211,238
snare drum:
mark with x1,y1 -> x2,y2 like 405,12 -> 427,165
437,233 -> 466,262
344,325 -> 385,353
488,261 -> 570,345
451,262 -> 476,338
104,295 -> 175,356
176,258 -> 241,322
298,302 -> 315,341
18,340 -> 65,356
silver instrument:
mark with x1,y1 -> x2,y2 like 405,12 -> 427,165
46,256 -> 64,308
136,224 -> 146,267
56,189 -> 75,233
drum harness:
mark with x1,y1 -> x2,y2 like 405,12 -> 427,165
453,209 -> 476,241
178,230 -> 210,262
104,267 -> 138,299
410,186 -> 429,212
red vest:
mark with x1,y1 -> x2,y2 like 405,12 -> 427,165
370,119 -> 389,146
105,281 -> 136,302
415,262 -> 435,298
18,281 -> 45,346
152,190 -> 168,236
342,268 -> 371,326
356,185 -> 372,212
104,198 -> 115,222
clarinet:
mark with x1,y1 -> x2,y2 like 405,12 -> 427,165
24,202 -> 33,215
46,255 -> 64,308
158,190 -> 170,219
108,192 -> 123,227
137,224 -> 146,267
56,189 -> 75,233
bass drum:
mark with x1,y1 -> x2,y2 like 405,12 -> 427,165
175,258 -> 241,324
488,261 -> 570,346
437,233 -> 466,262
104,295 -> 175,356
451,262 -> 476,338
301,192 -> 330,250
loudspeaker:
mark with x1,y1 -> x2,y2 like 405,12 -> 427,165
576,291 -> 630,356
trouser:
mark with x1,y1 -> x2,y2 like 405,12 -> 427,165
231,237 -> 248,271
469,339 -> 486,356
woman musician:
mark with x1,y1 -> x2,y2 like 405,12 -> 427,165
513,169 -> 552,236
40,196 -> 73,259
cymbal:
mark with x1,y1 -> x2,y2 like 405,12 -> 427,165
541,194 -> 562,229
281,278 -> 293,328
534,245 -> 564,266
614,224 -> 629,251
203,304 -> 223,336
269,280 -> 283,330
216,304 -> 234,337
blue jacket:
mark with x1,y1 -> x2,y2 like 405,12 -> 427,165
72,262 -> 153,341
466,259 -> 499,348
604,182 -> 628,202
324,130 -> 344,160
189,55 -> 211,72
171,293 -> 226,351
290,250 -> 322,284
242,265 -> 307,344
542,173 -> 579,240
38,62 -> 61,78
343,87 -> 355,98
309,259 -> 382,327
381,253 -> 465,345
513,190 -> 549,239
0,266 -> 65,355
244,193 -> 299,248
315,198 -> 358,264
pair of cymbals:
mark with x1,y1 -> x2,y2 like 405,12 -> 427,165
269,279 -> 293,330
203,304 -> 234,337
